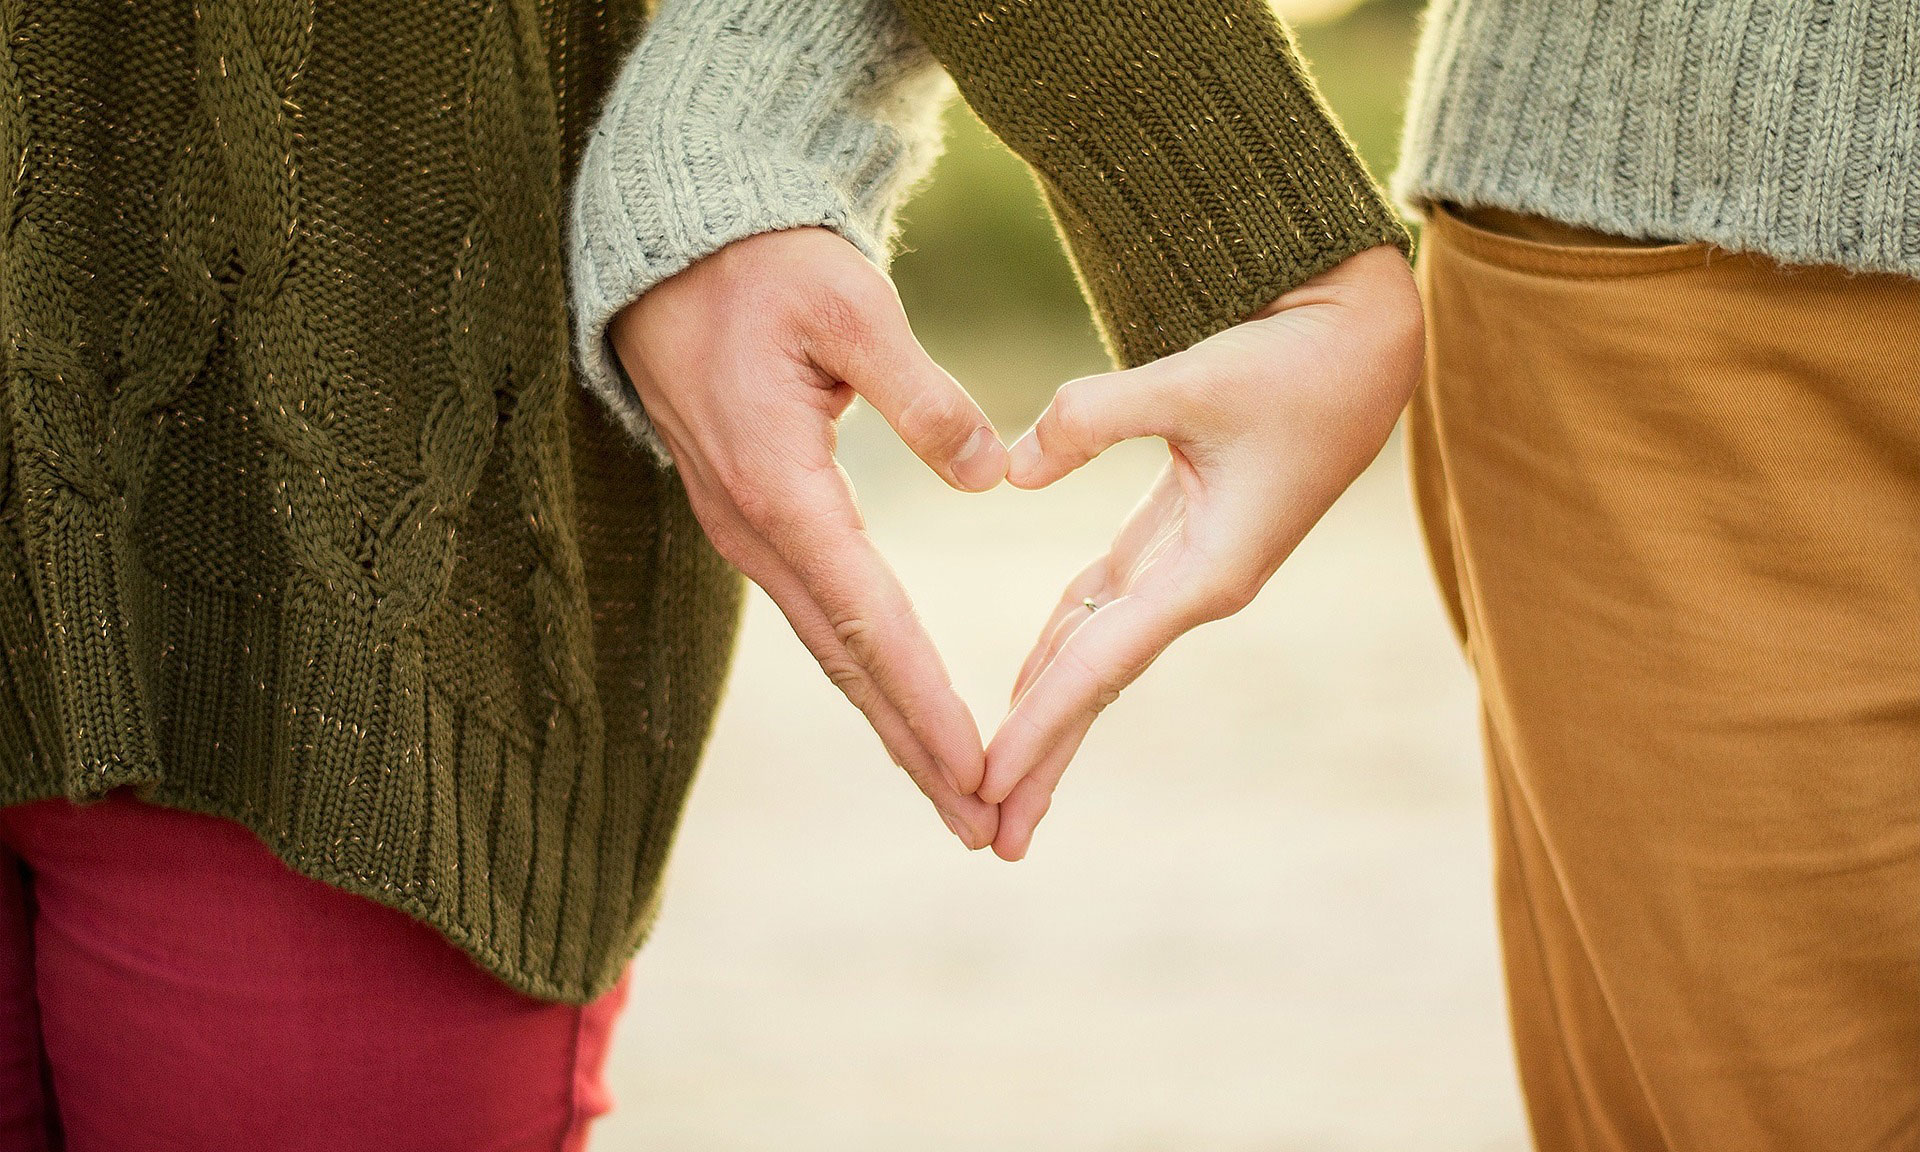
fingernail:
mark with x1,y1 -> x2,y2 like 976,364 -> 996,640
952,426 -> 1004,491
938,809 -> 973,845
1007,430 -> 1040,482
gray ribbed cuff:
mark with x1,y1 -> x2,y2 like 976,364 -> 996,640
567,0 -> 953,465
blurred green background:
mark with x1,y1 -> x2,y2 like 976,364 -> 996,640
889,0 -> 1424,428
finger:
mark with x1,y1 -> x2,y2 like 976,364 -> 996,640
1007,355 -> 1196,490
985,584 -> 1198,821
761,464 -> 988,797
989,579 -> 1106,807
806,278 -> 1006,493
991,735 -> 1085,861
1008,464 -> 1185,710
737,524 -> 999,847
1010,598 -> 1089,712
1008,558 -> 1109,708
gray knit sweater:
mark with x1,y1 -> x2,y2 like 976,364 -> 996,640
567,0 -> 950,463
1395,0 -> 1920,277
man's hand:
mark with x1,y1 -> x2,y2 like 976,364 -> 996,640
608,227 -> 1009,849
981,245 -> 1425,860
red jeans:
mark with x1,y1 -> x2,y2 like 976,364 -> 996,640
0,789 -> 630,1151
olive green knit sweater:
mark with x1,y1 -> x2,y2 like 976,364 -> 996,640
0,0 -> 1404,1002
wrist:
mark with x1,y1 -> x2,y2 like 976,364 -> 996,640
1252,244 -> 1417,318
567,0 -> 954,459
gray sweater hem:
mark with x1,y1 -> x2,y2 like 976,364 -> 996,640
1392,0 -> 1920,280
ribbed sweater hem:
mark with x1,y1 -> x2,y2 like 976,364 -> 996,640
895,0 -> 1413,370
0,516 -> 710,1004
0,776 -> 653,1003
1392,169 -> 1920,282
1391,0 -> 1920,280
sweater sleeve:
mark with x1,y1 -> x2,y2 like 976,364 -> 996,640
891,0 -> 1412,369
566,0 -> 955,462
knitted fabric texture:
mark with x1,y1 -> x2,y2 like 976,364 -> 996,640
895,0 -> 1412,368
0,0 -> 1404,1003
0,0 -> 733,1005
1395,0 -> 1920,276
569,0 -> 955,466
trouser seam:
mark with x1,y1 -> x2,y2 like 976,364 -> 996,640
560,1002 -> 589,1151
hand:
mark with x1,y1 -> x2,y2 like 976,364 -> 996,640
981,245 -> 1425,860
608,227 -> 1010,849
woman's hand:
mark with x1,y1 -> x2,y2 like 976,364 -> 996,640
981,244 -> 1425,860
608,227 -> 1009,849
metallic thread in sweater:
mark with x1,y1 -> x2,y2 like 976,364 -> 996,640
0,0 -> 1401,1003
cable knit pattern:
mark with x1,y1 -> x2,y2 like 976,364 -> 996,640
0,0 -> 1406,1003
567,0 -> 953,464
0,0 -> 669,1002
1395,0 -> 1920,276
1,0 -> 171,798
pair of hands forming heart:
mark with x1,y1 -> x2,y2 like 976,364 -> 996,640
609,227 -> 1423,861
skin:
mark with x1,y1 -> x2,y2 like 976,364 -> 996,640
984,244 -> 1425,860
611,229 -> 1424,860
609,227 -> 1007,849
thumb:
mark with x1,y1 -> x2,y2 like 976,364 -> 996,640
807,279 -> 1006,492
1008,354 -> 1194,489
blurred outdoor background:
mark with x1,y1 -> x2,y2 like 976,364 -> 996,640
599,1 -> 1531,1148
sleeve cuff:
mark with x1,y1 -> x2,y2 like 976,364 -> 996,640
895,0 -> 1411,368
565,0 -> 953,463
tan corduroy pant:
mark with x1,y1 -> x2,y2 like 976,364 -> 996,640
1408,202 -> 1920,1151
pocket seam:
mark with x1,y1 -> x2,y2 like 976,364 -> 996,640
1427,201 -> 1721,281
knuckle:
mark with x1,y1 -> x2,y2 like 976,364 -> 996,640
802,271 -> 887,345
1058,644 -> 1127,713
817,649 -> 873,705
898,761 -> 946,804
715,460 -> 795,531
829,599 -> 928,699
724,473 -> 777,528
1192,576 -> 1260,623
1044,382 -> 1094,454
832,614 -> 882,671
897,388 -> 972,454
1003,701 -> 1050,744
700,522 -> 753,569
706,454 -> 749,499
1155,355 -> 1206,398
